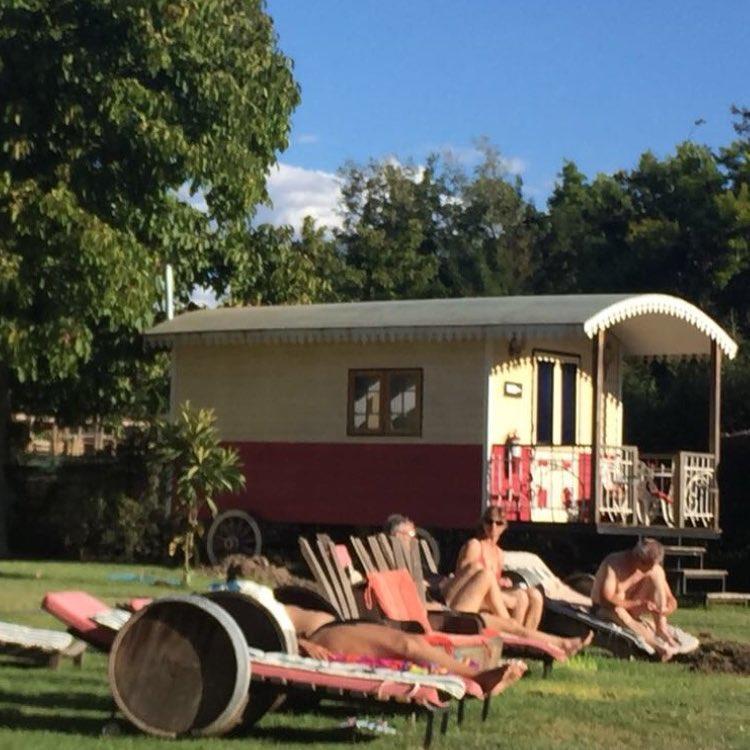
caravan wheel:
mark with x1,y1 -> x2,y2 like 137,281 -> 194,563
206,510 -> 262,565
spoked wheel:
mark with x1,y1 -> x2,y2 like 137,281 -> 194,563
206,510 -> 262,565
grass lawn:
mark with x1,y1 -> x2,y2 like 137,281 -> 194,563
0,560 -> 748,750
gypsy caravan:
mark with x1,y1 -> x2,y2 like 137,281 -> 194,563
145,294 -> 737,563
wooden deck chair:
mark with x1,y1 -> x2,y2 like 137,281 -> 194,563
371,533 -> 428,602
301,537 -> 505,669
0,621 -> 86,669
109,591 -> 483,747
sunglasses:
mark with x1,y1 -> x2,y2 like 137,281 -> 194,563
485,519 -> 507,526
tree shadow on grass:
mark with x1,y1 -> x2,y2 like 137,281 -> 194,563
0,688 -> 112,713
250,725 -> 379,744
0,571 -> 39,581
0,708 -> 109,736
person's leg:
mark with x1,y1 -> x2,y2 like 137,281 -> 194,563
628,569 -> 678,645
596,604 -> 674,661
310,622 -> 526,695
524,587 -> 544,630
440,564 -> 484,605
446,569 -> 512,619
478,611 -> 591,657
504,589 -> 529,624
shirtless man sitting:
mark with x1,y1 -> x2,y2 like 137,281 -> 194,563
283,602 -> 527,696
591,538 -> 678,661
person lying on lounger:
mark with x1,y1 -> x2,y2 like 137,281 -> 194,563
590,538 -> 678,661
282,602 -> 527,696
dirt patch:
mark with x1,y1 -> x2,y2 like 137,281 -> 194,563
213,553 -> 316,591
678,638 -> 750,675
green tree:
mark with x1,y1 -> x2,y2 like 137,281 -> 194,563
440,142 -> 541,297
223,217 -> 350,306
153,402 -> 244,585
0,0 -> 299,553
335,158 -> 444,300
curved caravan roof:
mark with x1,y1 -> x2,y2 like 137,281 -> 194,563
145,293 -> 738,360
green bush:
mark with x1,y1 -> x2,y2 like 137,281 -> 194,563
8,458 -> 170,563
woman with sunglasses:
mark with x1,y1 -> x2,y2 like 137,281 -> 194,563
454,505 -> 544,631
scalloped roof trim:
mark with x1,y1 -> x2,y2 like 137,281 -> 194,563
583,294 -> 738,359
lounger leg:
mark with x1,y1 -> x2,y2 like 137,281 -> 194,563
423,711 -> 434,749
543,656 -> 553,678
47,653 -> 61,670
440,709 -> 450,736
482,696 -> 491,722
457,699 -> 465,726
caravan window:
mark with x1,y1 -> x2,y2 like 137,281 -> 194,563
533,353 -> 579,445
348,369 -> 422,436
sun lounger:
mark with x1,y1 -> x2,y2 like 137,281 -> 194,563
353,534 -> 565,672
502,551 -> 699,658
0,620 -> 86,668
300,536 -> 507,669
41,591 -> 145,651
366,567 -> 565,671
109,589 -> 491,747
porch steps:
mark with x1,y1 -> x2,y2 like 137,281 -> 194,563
705,591 -> 750,607
667,567 -> 727,596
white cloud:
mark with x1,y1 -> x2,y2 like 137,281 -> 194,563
189,285 -> 217,308
175,183 -> 208,213
256,163 -> 342,231
296,133 -> 319,145
438,145 -> 526,176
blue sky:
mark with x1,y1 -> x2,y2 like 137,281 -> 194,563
256,0 -> 749,229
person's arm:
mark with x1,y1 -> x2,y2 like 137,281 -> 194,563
598,565 -> 647,610
298,638 -> 334,661
455,539 -> 482,573
496,548 -> 513,588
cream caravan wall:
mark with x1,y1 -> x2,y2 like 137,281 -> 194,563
172,340 -> 486,444
486,335 -> 623,448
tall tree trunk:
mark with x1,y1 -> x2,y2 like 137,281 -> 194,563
0,364 -> 12,556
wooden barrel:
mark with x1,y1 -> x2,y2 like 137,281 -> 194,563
108,596 -> 250,737
203,591 -> 290,729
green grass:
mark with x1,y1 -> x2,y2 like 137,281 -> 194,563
1,560 -> 749,750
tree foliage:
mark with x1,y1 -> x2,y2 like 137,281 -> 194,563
1,0 -> 298,387
0,0 -> 299,551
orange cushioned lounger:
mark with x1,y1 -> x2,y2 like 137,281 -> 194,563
366,569 -> 566,663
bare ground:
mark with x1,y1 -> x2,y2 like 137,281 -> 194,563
678,635 -> 750,675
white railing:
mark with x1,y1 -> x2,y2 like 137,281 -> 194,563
491,443 -> 718,530
639,452 -> 717,529
597,445 -> 640,525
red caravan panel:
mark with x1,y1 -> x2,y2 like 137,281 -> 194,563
218,441 -> 484,529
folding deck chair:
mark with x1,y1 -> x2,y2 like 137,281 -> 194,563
0,621 -> 86,668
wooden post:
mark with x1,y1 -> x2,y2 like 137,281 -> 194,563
591,329 -> 605,523
709,340 -> 722,530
